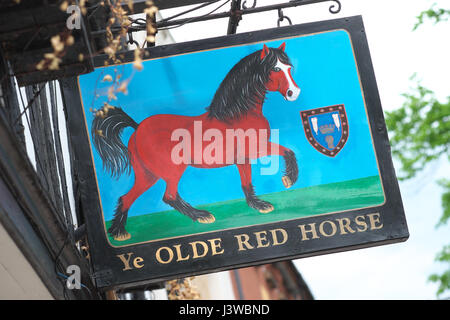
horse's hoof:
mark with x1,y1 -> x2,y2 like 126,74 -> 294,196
282,176 -> 292,188
114,232 -> 131,241
197,214 -> 215,224
259,204 -> 274,214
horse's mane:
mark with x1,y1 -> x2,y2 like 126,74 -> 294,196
206,46 -> 292,122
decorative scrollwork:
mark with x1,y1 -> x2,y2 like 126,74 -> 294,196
242,0 -> 257,10
329,0 -> 341,14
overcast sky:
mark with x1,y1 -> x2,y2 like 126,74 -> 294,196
161,0 -> 450,299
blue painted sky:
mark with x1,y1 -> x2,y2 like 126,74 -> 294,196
78,30 -> 381,221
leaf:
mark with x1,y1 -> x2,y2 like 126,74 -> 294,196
133,47 -> 143,71
60,1 -> 68,11
116,81 -> 129,95
95,130 -> 104,137
102,74 -> 113,82
51,35 -> 64,53
107,86 -> 117,101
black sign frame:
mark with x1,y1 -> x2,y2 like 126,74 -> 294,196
61,15 -> 408,290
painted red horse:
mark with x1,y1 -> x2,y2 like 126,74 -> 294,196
93,43 -> 300,240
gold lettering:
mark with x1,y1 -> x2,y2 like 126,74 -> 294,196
116,252 -> 134,271
319,220 -> 337,237
155,247 -> 174,264
174,244 -> 190,262
190,241 -> 209,259
298,223 -> 319,241
368,213 -> 383,230
208,238 -> 225,255
254,231 -> 270,248
133,256 -> 144,269
355,215 -> 368,232
336,218 -> 356,235
270,228 -> 288,246
235,233 -> 254,251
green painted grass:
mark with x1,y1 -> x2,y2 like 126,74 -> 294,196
106,175 -> 384,246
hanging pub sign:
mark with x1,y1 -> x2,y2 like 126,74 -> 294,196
62,15 -> 408,289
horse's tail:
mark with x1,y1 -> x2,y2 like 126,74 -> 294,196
92,106 -> 138,179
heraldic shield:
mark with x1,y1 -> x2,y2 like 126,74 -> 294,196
300,104 -> 349,157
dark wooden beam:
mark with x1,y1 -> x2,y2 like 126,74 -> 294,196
0,101 -> 100,299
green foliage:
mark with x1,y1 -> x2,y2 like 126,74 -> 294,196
413,3 -> 450,30
436,178 -> 450,227
385,78 -> 450,180
427,179 -> 450,298
386,2 -> 450,298
386,81 -> 450,298
428,245 -> 450,297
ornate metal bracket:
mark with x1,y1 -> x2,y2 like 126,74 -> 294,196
92,0 -> 343,38
277,8 -> 293,27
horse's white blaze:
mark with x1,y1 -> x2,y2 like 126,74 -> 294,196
275,60 -> 300,101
